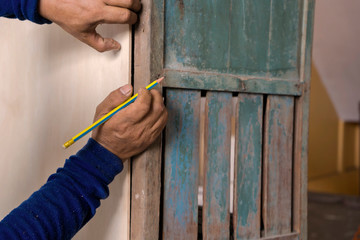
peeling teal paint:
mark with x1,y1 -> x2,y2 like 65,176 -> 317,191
263,96 -> 294,236
203,92 -> 232,239
163,89 -> 200,238
165,0 -> 301,78
236,94 -> 263,235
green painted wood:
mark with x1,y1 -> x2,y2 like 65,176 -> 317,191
163,89 -> 201,239
164,0 -> 301,79
164,0 -> 230,72
268,0 -> 301,79
164,70 -> 303,96
229,0 -> 271,76
263,95 -> 295,237
203,92 -> 232,240
234,94 -> 263,240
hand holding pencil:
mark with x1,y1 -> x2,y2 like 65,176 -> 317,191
64,78 -> 168,160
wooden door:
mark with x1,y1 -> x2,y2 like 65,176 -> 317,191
131,1 -> 315,239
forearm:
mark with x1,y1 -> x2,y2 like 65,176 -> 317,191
0,0 -> 51,24
0,138 -> 123,240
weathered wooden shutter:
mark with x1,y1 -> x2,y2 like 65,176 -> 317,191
131,0 -> 315,239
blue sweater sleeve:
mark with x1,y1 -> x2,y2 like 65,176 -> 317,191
0,0 -> 51,24
0,138 -> 124,240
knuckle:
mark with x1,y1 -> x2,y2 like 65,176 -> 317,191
153,102 -> 164,115
121,9 -> 132,22
94,44 -> 106,53
163,109 -> 169,122
139,103 -> 151,115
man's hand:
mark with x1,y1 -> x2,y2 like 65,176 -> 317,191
39,0 -> 141,52
92,84 -> 168,160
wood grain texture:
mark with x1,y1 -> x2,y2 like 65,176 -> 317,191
293,1 -> 315,239
262,232 -> 299,240
203,92 -> 232,240
164,0 -> 230,72
229,0 -> 271,76
130,0 -> 165,238
268,0 -> 301,79
234,94 -> 263,240
163,70 -> 303,96
163,89 -> 201,239
164,0 -> 301,79
263,96 -> 295,237
0,20 -> 131,240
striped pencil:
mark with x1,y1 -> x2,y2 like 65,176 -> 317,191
63,77 -> 164,149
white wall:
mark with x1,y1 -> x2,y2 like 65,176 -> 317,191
313,0 -> 360,122
0,18 -> 131,240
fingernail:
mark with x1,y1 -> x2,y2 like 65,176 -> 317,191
120,84 -> 132,95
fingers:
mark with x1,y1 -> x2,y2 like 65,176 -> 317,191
150,107 -> 168,134
122,88 -> 152,122
103,0 -> 141,12
102,6 -> 138,24
143,89 -> 166,127
83,31 -> 121,52
96,84 -> 133,114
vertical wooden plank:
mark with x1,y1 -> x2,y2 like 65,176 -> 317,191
229,0 -> 271,76
203,92 -> 232,239
131,0 -> 164,238
263,96 -> 294,237
268,0 -> 301,79
163,89 -> 201,239
234,94 -> 263,239
294,1 -> 315,239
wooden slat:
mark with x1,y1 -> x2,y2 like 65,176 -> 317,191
163,89 -> 201,239
234,94 -> 263,239
263,96 -> 295,237
203,92 -> 232,239
163,69 -> 303,96
131,0 -> 164,238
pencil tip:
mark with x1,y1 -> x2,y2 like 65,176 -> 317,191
156,77 -> 164,84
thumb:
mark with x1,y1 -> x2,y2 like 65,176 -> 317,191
97,85 -> 133,114
84,31 -> 121,52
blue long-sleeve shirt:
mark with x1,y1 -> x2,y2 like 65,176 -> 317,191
0,0 -> 50,23
0,138 -> 124,239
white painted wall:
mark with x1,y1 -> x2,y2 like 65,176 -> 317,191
0,18 -> 131,240
313,0 -> 360,122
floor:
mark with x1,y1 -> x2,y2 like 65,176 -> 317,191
308,192 -> 360,240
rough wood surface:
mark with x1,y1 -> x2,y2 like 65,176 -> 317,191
164,0 -> 301,79
130,0 -> 164,238
203,92 -> 232,240
163,70 -> 303,96
293,1 -> 316,239
234,94 -> 263,240
163,89 -> 201,239
262,232 -> 299,240
263,96 -> 295,237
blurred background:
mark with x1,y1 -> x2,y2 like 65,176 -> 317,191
308,0 -> 360,239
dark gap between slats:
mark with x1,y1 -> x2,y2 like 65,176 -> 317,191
260,94 -> 268,238
198,93 -> 236,239
197,206 -> 235,240
291,96 -> 298,233
129,24 -> 135,237
159,88 -> 167,240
